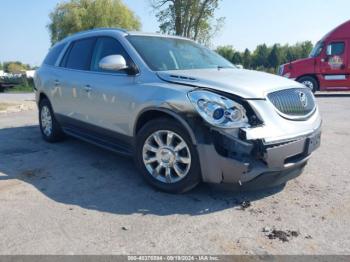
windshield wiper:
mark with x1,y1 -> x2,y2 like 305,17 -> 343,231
217,65 -> 233,70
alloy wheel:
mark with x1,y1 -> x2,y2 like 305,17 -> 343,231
302,80 -> 314,91
142,130 -> 191,184
41,106 -> 53,137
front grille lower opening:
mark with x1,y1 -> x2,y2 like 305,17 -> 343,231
284,152 -> 306,165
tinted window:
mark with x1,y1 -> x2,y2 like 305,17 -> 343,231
309,41 -> 324,58
43,43 -> 66,66
91,37 -> 131,72
60,43 -> 72,67
328,42 -> 345,56
127,35 -> 234,71
65,38 -> 96,70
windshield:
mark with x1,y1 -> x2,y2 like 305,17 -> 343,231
309,41 -> 324,58
127,35 -> 234,71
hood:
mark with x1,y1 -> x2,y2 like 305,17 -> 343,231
290,57 -> 315,67
157,68 -> 304,99
281,57 -> 315,77
281,57 -> 315,69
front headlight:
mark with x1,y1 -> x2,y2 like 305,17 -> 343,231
187,90 -> 249,128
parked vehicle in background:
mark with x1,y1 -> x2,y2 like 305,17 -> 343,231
34,29 -> 321,193
0,75 -> 23,92
279,20 -> 350,92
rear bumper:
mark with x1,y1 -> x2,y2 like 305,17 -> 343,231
196,124 -> 321,187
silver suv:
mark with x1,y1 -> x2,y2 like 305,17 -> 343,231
34,28 -> 321,193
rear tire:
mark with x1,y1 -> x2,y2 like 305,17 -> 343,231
298,76 -> 318,93
135,118 -> 201,193
39,98 -> 64,142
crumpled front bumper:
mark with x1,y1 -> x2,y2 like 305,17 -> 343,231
196,123 -> 321,188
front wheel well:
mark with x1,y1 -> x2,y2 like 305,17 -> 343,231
296,74 -> 320,89
39,92 -> 49,104
134,109 -> 197,145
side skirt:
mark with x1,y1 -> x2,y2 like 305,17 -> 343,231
56,114 -> 134,157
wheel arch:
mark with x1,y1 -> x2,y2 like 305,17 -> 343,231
38,92 -> 49,104
134,108 -> 198,145
296,74 -> 320,90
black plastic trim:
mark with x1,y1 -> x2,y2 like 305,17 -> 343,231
56,114 -> 134,156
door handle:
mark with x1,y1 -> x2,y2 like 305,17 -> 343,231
83,85 -> 92,92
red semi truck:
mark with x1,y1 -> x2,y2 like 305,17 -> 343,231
279,20 -> 350,92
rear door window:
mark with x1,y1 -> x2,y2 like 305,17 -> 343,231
91,37 -> 131,73
63,37 -> 96,70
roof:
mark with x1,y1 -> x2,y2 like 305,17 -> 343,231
54,28 -> 193,47
321,19 -> 350,41
127,31 -> 192,41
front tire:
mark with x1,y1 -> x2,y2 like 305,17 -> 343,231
135,118 -> 201,193
298,76 -> 318,93
39,98 -> 64,142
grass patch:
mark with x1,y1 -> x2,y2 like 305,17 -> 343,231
5,84 -> 34,93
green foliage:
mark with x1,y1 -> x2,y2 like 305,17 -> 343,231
216,45 -> 234,60
231,52 -> 242,65
284,41 -> 313,61
48,0 -> 141,45
253,44 -> 269,68
6,83 -> 34,93
242,48 -> 251,69
215,41 -> 314,73
3,61 -> 29,74
0,62 -> 3,70
268,44 -> 282,69
152,0 -> 224,45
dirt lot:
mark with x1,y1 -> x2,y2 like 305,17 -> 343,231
0,93 -> 349,255
0,96 -> 35,113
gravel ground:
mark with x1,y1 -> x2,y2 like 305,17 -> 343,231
0,93 -> 36,113
0,93 -> 349,255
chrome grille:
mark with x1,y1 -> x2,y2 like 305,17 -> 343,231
267,88 -> 316,119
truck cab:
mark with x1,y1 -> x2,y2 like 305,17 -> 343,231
279,20 -> 350,92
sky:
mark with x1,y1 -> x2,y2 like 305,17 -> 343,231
0,0 -> 349,66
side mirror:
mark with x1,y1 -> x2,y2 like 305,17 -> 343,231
326,45 -> 332,56
99,55 -> 128,71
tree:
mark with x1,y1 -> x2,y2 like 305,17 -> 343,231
0,62 -> 3,70
215,45 -> 234,61
214,41 -> 314,72
48,0 -> 141,45
242,48 -> 251,69
231,52 -> 242,65
268,44 -> 282,69
252,44 -> 269,68
298,41 -> 313,58
151,0 -> 224,45
3,62 -> 28,74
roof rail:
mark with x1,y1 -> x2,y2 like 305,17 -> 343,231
72,27 -> 128,36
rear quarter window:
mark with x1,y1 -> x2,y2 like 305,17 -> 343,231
43,43 -> 66,66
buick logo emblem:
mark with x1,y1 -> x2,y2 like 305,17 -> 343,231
297,91 -> 308,108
